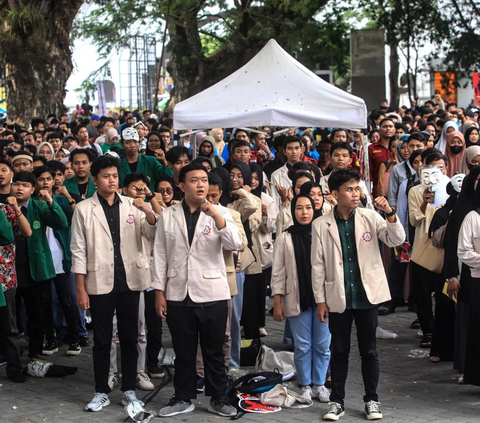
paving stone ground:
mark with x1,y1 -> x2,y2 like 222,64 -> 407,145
1,303 -> 479,422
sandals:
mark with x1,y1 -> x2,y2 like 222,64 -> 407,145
420,334 -> 432,348
429,356 -> 441,363
410,318 -> 421,329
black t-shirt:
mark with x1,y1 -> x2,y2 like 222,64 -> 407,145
0,192 -> 9,204
78,182 -> 88,199
128,161 -> 138,173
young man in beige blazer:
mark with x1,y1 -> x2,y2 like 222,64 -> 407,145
153,162 -> 242,418
312,168 -> 405,421
71,155 -> 158,412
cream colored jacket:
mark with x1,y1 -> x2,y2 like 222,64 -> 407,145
271,232 -> 301,317
458,210 -> 480,278
71,193 -> 158,295
311,208 -> 405,313
152,201 -> 242,302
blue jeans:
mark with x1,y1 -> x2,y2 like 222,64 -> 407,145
52,273 -> 88,337
229,272 -> 245,369
288,306 -> 331,386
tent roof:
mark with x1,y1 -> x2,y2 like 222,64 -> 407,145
173,39 -> 367,130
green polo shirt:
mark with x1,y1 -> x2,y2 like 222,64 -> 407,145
334,208 -> 373,310
119,154 -> 173,192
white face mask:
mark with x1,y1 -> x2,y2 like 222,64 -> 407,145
421,167 -> 443,191
450,173 -> 466,193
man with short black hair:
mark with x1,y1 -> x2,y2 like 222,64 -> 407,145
64,148 -> 96,200
74,125 -> 102,157
368,118 -> 394,196
71,155 -> 158,412
166,146 -> 192,200
0,159 -> 13,203
270,135 -> 304,210
313,168 -> 404,421
154,162 -> 241,418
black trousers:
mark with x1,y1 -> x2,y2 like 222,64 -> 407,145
167,300 -> 228,401
0,288 -> 22,376
411,262 -> 441,335
43,273 -> 79,343
89,289 -> 140,393
144,290 -> 162,369
242,273 -> 264,339
385,257 -> 408,307
17,281 -> 49,357
329,307 -> 379,406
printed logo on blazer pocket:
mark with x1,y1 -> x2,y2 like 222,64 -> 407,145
362,231 -> 372,242
202,225 -> 211,235
126,214 -> 135,224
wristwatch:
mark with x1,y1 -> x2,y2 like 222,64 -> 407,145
146,192 -> 155,201
446,278 -> 454,283
385,209 -> 396,217
68,199 -> 76,206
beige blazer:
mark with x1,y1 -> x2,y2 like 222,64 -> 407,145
311,208 -> 405,313
253,192 -> 276,270
223,208 -> 248,296
70,192 -> 158,295
152,201 -> 242,303
271,232 -> 301,317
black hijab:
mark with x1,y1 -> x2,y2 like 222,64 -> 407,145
145,131 -> 166,156
191,156 -> 213,169
465,126 -> 480,148
443,165 -> 480,277
211,167 -> 234,206
231,162 -> 252,186
307,163 -> 321,183
287,194 -> 315,312
249,163 -> 264,199
300,181 -> 323,219
291,171 -> 314,195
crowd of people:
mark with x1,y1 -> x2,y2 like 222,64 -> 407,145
0,96 -> 479,421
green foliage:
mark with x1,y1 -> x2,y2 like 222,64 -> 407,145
74,61 -> 112,102
1,5 -> 49,43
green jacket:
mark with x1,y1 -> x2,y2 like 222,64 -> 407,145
26,199 -> 69,281
102,141 -> 122,154
0,208 -> 14,246
63,174 -> 96,199
119,154 -> 174,192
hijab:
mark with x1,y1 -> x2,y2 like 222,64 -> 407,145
300,181 -> 323,219
191,156 -> 213,170
105,128 -> 119,146
145,131 -> 166,156
445,131 -> 466,177
307,163 -> 321,183
291,171 -> 314,195
465,126 -> 480,148
286,194 -> 315,312
442,165 -> 480,277
459,145 -> 480,175
436,121 -> 458,154
211,167 -> 234,206
231,162 -> 252,186
249,163 -> 264,199
397,140 -> 409,162
462,120 -> 477,135
37,142 -> 55,160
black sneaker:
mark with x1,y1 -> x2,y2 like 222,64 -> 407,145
79,335 -> 90,347
66,342 -> 82,356
0,354 -> 7,367
208,397 -> 237,417
42,342 -> 58,355
324,402 -> 345,421
365,400 -> 382,420
196,376 -> 205,392
147,363 -> 165,379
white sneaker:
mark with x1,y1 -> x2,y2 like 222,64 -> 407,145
136,372 -> 155,391
259,327 -> 268,337
301,385 -> 312,400
85,393 -> 110,412
108,373 -> 118,390
121,390 -> 145,406
313,384 -> 330,403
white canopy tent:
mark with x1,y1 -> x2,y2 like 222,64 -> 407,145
173,39 -> 367,130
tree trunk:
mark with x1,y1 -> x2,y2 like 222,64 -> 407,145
389,41 -> 400,109
0,1 -> 83,126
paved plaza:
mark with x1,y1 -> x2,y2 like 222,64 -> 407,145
1,303 -> 479,423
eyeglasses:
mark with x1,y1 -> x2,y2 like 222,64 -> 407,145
156,188 -> 173,195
